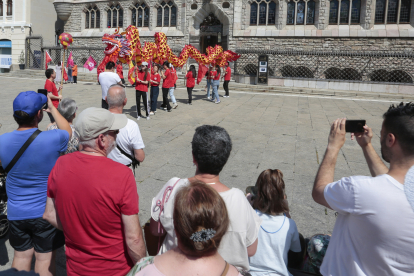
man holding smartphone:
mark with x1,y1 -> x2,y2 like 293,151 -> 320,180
44,68 -> 63,123
312,103 -> 414,275
0,91 -> 72,276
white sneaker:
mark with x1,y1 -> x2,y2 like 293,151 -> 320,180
137,116 -> 141,120
147,116 -> 150,120
215,101 -> 221,104
207,97 -> 211,100
173,103 -> 178,109
149,111 -> 155,115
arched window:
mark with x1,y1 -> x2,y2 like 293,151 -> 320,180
191,3 -> 198,10
287,0 -> 316,25
132,3 -> 149,27
329,0 -> 360,24
157,1 -> 177,27
107,4 -> 123,28
222,2 -> 230,8
0,0 -> 3,16
85,6 -> 100,29
250,0 -> 277,26
375,0 -> 411,24
6,0 -> 12,16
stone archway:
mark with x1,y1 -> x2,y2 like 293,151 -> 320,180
190,3 -> 230,53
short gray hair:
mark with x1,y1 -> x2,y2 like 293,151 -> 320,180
78,131 -> 111,149
58,98 -> 77,122
107,84 -> 126,108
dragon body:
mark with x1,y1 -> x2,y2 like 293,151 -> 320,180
97,25 -> 240,84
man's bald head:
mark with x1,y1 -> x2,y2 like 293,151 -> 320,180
107,84 -> 127,108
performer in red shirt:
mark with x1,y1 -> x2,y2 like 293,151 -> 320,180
44,68 -> 63,123
133,62 -> 151,120
211,65 -> 221,104
160,61 -> 173,112
185,65 -> 196,105
149,64 -> 161,115
222,63 -> 232,97
116,62 -> 125,85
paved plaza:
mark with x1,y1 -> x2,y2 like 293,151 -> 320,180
0,75 -> 402,274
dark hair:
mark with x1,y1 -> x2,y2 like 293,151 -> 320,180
173,181 -> 229,257
106,61 -> 115,70
45,68 -> 55,79
58,61 -> 61,66
13,111 -> 36,126
192,125 -> 232,175
215,65 -> 221,75
189,65 -> 196,79
382,102 -> 414,155
140,65 -> 149,81
163,61 -> 170,68
153,64 -> 160,72
252,169 -> 289,215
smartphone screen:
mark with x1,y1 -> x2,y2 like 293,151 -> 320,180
37,89 -> 48,110
345,120 -> 366,133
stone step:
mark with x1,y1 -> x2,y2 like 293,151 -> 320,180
4,70 -> 413,101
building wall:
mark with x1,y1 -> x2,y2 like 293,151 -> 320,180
0,0 -> 59,68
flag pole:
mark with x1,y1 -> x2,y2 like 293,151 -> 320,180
60,48 -> 66,99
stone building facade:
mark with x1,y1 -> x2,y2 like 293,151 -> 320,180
53,0 -> 414,92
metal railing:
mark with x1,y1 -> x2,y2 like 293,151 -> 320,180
26,35 -> 182,71
234,49 -> 414,84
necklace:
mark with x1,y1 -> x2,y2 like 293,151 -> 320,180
256,210 -> 286,234
194,176 -> 216,185
81,149 -> 99,154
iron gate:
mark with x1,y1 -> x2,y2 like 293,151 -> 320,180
25,36 -> 43,69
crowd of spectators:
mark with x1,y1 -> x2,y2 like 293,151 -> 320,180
0,80 -> 414,276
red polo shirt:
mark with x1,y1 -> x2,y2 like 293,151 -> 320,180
224,67 -> 231,81
151,73 -> 160,87
186,71 -> 195,88
162,69 -> 173,88
135,71 -> 150,92
44,79 -> 59,108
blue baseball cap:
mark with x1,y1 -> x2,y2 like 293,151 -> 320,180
13,91 -> 47,118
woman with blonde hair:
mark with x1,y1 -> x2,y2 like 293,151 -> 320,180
129,181 -> 242,276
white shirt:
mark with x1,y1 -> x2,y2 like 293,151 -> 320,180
249,211 -> 301,276
107,119 -> 144,165
321,174 -> 414,276
151,178 -> 262,272
98,71 -> 121,100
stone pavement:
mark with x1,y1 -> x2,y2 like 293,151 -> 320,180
0,75 -> 400,274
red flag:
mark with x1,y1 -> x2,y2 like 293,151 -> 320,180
67,51 -> 74,67
197,64 -> 208,85
63,67 -> 68,81
84,56 -> 97,71
45,51 -> 52,69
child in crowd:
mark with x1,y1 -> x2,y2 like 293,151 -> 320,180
185,65 -> 196,105
248,169 -> 302,276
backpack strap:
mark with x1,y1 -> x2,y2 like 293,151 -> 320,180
5,129 -> 42,173
117,145 -> 140,167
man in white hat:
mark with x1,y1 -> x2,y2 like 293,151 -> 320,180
43,107 -> 146,276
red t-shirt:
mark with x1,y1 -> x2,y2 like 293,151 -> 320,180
44,79 -> 59,108
135,71 -> 150,92
162,69 -> 173,88
171,68 -> 178,85
151,73 -> 160,87
186,71 -> 195,88
224,67 -> 232,81
47,152 -> 139,276
211,71 -> 220,80
209,71 -> 215,79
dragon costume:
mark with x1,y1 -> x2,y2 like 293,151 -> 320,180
97,25 -> 240,84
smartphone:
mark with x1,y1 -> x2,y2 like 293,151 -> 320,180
345,120 -> 366,133
37,89 -> 48,110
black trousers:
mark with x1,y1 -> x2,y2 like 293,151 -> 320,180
102,99 -> 108,109
223,80 -> 230,96
73,76 -> 77,83
187,87 -> 193,103
136,90 -> 149,117
161,88 -> 172,110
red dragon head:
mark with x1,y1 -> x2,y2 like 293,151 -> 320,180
102,33 -> 122,56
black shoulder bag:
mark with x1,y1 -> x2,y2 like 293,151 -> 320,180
117,145 -> 140,175
0,129 -> 42,201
